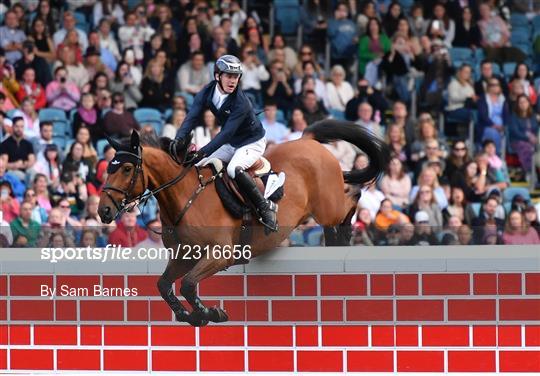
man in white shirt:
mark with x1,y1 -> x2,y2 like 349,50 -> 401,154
53,11 -> 89,51
260,101 -> 289,144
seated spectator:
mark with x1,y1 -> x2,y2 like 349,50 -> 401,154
299,90 -> 328,125
57,29 -> 83,64
32,173 -> 52,213
426,2 -> 455,47
380,156 -> 411,208
103,92 -> 140,138
93,0 -> 125,35
358,17 -> 391,82
24,188 -> 47,224
457,224 -> 473,245
323,140 -> 356,170
355,1 -> 376,35
418,39 -> 453,113
9,201 -> 40,246
87,30 -> 117,73
83,47 -> 112,83
201,109 -> 220,142
12,98 -> 40,140
45,66 -> 80,111
267,34 -> 298,73
374,198 -> 410,232
380,33 -> 414,104
72,93 -> 102,143
410,166 -> 448,209
407,210 -> 439,245
511,63 -> 537,104
206,25 -> 239,62
475,151 -> 509,193
345,78 -> 389,122
453,7 -> 481,48
0,117 -> 35,181
471,196 -> 505,244
445,64 -> 476,127
409,113 -> 446,165
29,17 -> 55,64
326,65 -> 354,113
382,2 -> 402,37
88,145 -> 114,196
444,186 -> 474,225
97,19 -> 121,62
142,33 -> 163,70
351,206 -> 376,246
33,142 -> 61,188
444,140 -> 471,181
414,139 -> 447,179
477,77 -> 508,153
408,185 -> 444,231
244,26 -> 268,66
176,51 -> 210,95
478,2 -> 526,64
162,109 -> 187,139
327,2 -> 357,69
385,124 -> 408,163
508,94 -> 538,177
138,218 -> 165,248
358,182 -> 385,220
399,222 -> 416,245
109,61 -> 143,111
0,181 -> 20,222
51,180 -> 86,221
296,75 -> 330,110
503,210 -> 540,245
240,43 -> 269,108
108,210 -> 148,247
53,11 -> 88,51
0,157 -> 24,199
0,11 -> 26,65
474,60 -> 508,98
140,59 -> 174,112
121,48 -> 143,87
15,67 -> 46,110
261,101 -> 289,144
62,142 -> 93,182
483,139 -> 510,185
54,45 -> 89,90
524,205 -> 540,237
75,127 -> 98,169
355,101 -> 382,138
117,11 -> 154,62
287,108 -> 309,141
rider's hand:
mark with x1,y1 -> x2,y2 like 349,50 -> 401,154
183,150 -> 204,167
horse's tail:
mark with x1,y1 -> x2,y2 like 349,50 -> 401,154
303,119 -> 391,186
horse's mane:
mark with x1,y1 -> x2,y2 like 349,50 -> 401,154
139,131 -> 192,156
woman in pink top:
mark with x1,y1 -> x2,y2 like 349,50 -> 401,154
503,210 -> 540,245
380,156 -> 411,208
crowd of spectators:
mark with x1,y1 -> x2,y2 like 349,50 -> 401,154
0,0 -> 539,248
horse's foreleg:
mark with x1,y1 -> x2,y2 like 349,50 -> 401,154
180,256 -> 231,326
157,260 -> 191,323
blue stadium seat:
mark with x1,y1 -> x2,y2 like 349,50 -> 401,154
449,47 -> 474,63
53,135 -> 67,149
176,91 -> 194,109
511,13 -> 529,28
39,108 -> 70,137
274,1 -> 301,35
503,62 -> 517,78
162,108 -> 173,122
134,108 -> 163,134
503,187 -> 531,203
533,15 -> 540,36
276,109 -> 286,124
97,139 -> 109,158
470,202 -> 481,217
329,109 -> 345,120
6,109 -> 18,119
73,11 -> 89,32
511,28 -> 531,46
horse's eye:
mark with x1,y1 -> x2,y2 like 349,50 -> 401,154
124,165 -> 132,172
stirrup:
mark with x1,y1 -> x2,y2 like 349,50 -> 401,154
257,202 -> 279,234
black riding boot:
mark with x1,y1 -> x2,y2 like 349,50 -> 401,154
234,168 -> 278,232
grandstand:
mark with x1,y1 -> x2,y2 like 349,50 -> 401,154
0,0 -> 539,247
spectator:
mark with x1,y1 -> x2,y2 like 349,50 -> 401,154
93,0 -> 125,30
240,44 -> 269,107
446,64 -> 476,127
57,29 -> 83,64
96,88 -> 112,112
267,34 -> 298,74
390,101 -> 415,143
84,47 -> 112,83
206,26 -> 239,61
380,156 -> 412,208
0,117 -> 35,181
12,98 -> 39,141
0,51 -> 19,110
87,30 -> 116,73
355,101 -> 382,138
142,33 -> 163,70
471,196 -> 505,244
385,124 -> 408,163
418,39 -> 453,113
103,92 -> 140,138
444,140 -> 471,180
53,11 -> 88,51
62,141 -> 93,182
409,185 -> 444,231
351,206 -> 376,246
33,121 -> 53,156
503,210 -> 540,245
323,140 -> 356,170
408,3 -> 428,38
299,90 -> 328,125
24,188 -> 47,224
97,19 -> 121,61
453,7 -> 481,49
483,139 -> 510,184
45,66 -> 80,111
382,2 -> 402,36
395,18 -> 422,56
176,51 -> 210,95
33,173 -> 52,213
508,94 -> 538,177
475,60 -> 508,98
426,2 -> 455,47
33,143 -> 60,188
294,44 -> 324,81
355,1 -> 376,35
399,222 -> 416,245
380,33 -> 414,104
524,205 -> 540,237
54,44 -> 89,90
75,127 -> 98,168
374,198 -> 410,232
478,2 -> 526,64
162,109 -> 186,139
72,93 -> 101,143
0,181 -> 20,222
477,77 -> 508,153
51,177 -> 86,219
118,11 -> 154,62
358,182 -> 385,220
326,65 -> 354,113
457,224 -> 473,245
408,210 -> 439,245
295,72 -> 329,109
261,101 -> 289,144
410,166 -> 448,209
140,59 -> 174,112
288,108 -> 309,141
410,113 -> 446,161
14,39 -> 52,87
36,0 -> 59,35
345,78 -> 389,122
138,218 -> 164,248
0,157 -> 25,199
244,26 -> 268,66
16,67 -> 46,110
511,63 -> 537,104
108,210 -> 148,247
327,2 -> 358,69
262,60 -> 294,116
0,11 -> 26,65
110,61 -> 142,110
358,17 -> 391,81
10,201 -> 40,246
444,186 -> 474,225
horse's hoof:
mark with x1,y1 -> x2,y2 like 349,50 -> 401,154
188,310 -> 209,327
208,306 -> 229,323
174,311 -> 190,323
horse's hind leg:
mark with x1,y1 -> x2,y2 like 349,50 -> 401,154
157,260 -> 192,324
180,256 -> 231,326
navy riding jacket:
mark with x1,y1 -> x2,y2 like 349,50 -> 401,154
175,81 -> 265,156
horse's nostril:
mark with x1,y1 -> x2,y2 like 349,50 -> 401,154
103,207 -> 111,214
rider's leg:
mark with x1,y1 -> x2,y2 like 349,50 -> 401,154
195,143 -> 235,167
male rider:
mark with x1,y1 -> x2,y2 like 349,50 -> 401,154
170,55 -> 278,232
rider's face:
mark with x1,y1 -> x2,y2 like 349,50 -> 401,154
219,72 -> 240,94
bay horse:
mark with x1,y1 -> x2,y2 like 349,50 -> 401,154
98,119 -> 390,326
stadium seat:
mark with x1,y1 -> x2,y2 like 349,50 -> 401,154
503,62 -> 517,78
6,109 -> 18,119
276,109 -> 286,124
533,15 -> 540,36
176,91 -> 194,109
73,11 -> 89,32
97,139 -> 109,158
134,108 -> 163,134
53,135 -> 67,149
329,109 -> 345,120
274,1 -> 301,35
470,202 -> 481,217
503,187 -> 531,203
510,13 -> 529,28
39,108 -> 70,137
162,108 -> 173,122
449,47 -> 474,63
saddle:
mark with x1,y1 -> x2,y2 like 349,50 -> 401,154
205,157 -> 284,219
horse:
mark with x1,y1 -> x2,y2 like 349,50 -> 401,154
98,119 -> 390,326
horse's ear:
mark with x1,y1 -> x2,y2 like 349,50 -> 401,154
130,130 -> 140,151
105,134 -> 123,151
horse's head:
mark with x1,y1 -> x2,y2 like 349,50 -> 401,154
98,131 -> 146,223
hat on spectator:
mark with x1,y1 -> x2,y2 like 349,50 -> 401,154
414,211 -> 429,223
84,46 -> 101,58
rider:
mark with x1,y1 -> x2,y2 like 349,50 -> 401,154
170,54 -> 278,232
